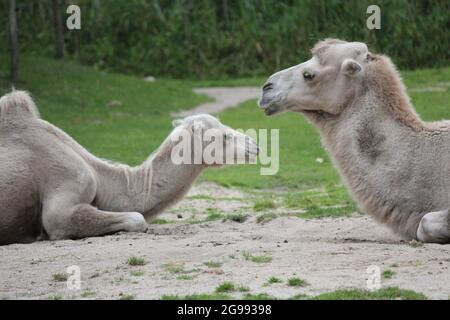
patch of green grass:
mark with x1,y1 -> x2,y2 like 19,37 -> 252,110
243,251 -> 272,263
253,199 -> 276,211
162,293 -> 232,300
267,276 -> 282,284
256,213 -> 278,224
150,218 -> 169,225
287,185 -> 357,219
238,286 -> 250,292
382,270 -> 395,279
177,274 -> 194,280
243,293 -> 276,300
287,278 -> 308,287
203,261 -> 223,268
52,273 -> 68,282
296,205 -> 356,219
119,294 -> 135,300
311,287 -> 427,300
127,256 -> 146,266
204,208 -> 224,222
47,295 -> 63,300
80,290 -> 96,298
130,270 -> 145,277
223,213 -> 248,223
215,282 -> 236,293
163,263 -> 199,275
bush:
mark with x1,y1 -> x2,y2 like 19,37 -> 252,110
1,0 -> 448,79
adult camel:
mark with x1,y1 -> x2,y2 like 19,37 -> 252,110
0,91 -> 258,245
259,39 -> 450,243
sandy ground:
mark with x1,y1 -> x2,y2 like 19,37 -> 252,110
0,182 -> 449,300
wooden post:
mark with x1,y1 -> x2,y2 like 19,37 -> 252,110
9,0 -> 19,84
52,0 -> 65,59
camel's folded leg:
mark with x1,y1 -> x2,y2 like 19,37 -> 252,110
416,209 -> 450,244
42,200 -> 148,240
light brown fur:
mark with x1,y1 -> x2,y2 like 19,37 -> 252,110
260,39 -> 450,243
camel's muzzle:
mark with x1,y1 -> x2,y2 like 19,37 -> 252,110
258,92 -> 282,116
258,80 -> 284,116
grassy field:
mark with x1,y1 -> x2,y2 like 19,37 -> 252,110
1,55 -> 449,217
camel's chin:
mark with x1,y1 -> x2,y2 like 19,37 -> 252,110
263,107 -> 282,116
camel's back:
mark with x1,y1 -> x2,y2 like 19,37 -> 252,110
0,91 -> 40,129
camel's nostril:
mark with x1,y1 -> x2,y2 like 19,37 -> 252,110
262,82 -> 273,92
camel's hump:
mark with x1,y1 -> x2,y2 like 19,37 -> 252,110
0,90 -> 40,126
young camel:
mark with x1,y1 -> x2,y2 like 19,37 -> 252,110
259,39 -> 450,243
0,91 -> 258,245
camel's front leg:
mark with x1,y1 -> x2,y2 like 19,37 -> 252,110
42,196 -> 148,240
416,209 -> 450,244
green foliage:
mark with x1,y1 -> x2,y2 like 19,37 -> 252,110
52,273 -> 68,282
127,256 -> 146,266
256,213 -> 278,224
267,276 -> 282,284
287,277 -> 308,287
1,1 -> 448,79
382,270 -> 395,279
253,199 -> 276,211
215,282 -> 236,293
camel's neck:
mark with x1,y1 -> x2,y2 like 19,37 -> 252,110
93,137 -> 205,220
305,60 -> 449,239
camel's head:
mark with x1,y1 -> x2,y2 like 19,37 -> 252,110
259,39 -> 375,116
171,114 -> 259,166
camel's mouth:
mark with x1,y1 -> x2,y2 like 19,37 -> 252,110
258,97 -> 282,116
258,87 -> 285,116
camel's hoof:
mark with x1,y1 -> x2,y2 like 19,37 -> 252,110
127,213 -> 149,233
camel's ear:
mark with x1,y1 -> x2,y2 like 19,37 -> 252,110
341,58 -> 362,76
172,119 -> 184,127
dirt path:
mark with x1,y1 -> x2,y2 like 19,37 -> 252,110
171,87 -> 260,118
1,182 -> 449,300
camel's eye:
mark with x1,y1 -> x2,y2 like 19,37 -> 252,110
303,71 -> 315,81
